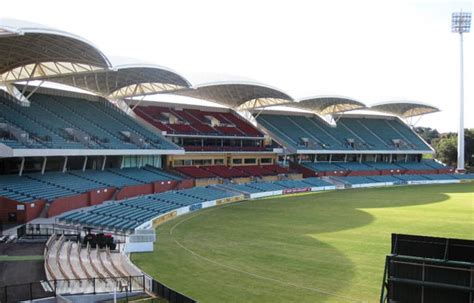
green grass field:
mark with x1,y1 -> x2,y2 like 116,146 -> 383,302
132,183 -> 474,303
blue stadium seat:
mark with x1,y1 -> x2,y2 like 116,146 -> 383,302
256,113 -> 430,152
0,93 -> 179,150
59,186 -> 239,231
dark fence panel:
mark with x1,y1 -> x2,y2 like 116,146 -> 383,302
1,281 -> 55,303
151,278 -> 197,303
1,276 -> 145,303
391,234 -> 474,262
382,234 -> 474,303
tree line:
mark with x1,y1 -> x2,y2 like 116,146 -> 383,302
414,127 -> 474,168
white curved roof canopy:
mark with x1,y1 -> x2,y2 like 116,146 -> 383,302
172,76 -> 294,109
284,96 -> 366,115
48,62 -> 192,99
0,19 -> 111,82
370,101 -> 440,118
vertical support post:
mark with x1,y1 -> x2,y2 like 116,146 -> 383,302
82,156 -> 88,171
41,157 -> 47,175
19,157 -> 25,176
457,32 -> 465,172
470,261 -> 474,303
421,261 -> 425,303
101,156 -> 107,171
379,255 -> 389,303
62,156 -> 68,173
359,154 -> 362,164
30,282 -> 33,301
93,277 -> 96,294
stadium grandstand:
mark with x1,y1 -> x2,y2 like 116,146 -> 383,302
0,18 -> 473,303
0,17 -> 471,227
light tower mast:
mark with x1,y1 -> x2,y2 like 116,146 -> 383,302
451,11 -> 471,172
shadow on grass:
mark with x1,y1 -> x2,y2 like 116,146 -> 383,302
136,217 -> 358,303
135,183 -> 473,303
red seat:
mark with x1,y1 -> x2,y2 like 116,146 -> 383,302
134,106 -> 264,138
204,165 -> 250,178
237,165 -> 275,176
175,166 -> 216,178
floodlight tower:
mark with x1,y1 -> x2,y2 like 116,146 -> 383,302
452,11 -> 471,173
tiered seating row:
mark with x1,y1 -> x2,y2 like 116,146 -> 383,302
225,177 -> 333,194
134,106 -> 263,137
255,114 -> 431,151
302,160 -> 450,173
175,164 -> 290,179
0,167 -> 181,203
58,173 -> 473,232
0,93 -> 176,150
59,186 -> 236,231
333,174 -> 474,185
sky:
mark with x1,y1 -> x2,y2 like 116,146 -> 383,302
2,0 -> 473,132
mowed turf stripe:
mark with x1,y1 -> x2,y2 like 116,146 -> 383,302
0,255 -> 44,261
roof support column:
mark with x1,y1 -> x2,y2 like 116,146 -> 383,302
20,64 -> 38,96
62,156 -> 68,173
24,80 -> 45,101
19,157 -> 25,176
131,94 -> 146,111
329,154 -> 333,163
1,83 -> 31,106
82,156 -> 88,171
41,157 -> 47,175
101,156 -> 107,171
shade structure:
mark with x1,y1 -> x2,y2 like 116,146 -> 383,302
171,74 -> 294,109
0,18 -> 111,82
370,101 -> 440,118
284,96 -> 366,115
48,61 -> 192,98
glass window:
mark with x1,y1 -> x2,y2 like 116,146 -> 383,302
232,158 -> 242,164
194,159 -> 212,165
